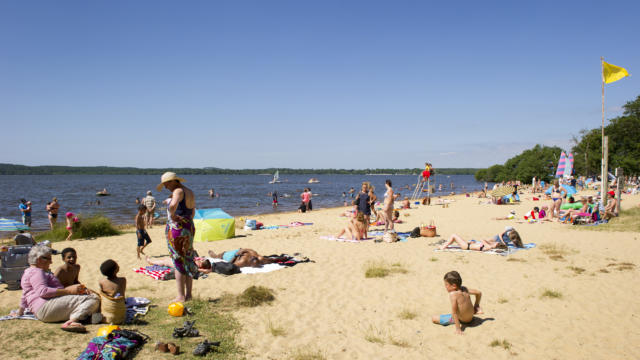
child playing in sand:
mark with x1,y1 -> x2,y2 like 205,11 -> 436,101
98,259 -> 127,325
135,205 -> 152,259
53,247 -> 81,287
432,271 -> 483,335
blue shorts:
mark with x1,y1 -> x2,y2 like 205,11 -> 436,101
136,229 -> 152,246
439,314 -> 454,326
222,249 -> 240,262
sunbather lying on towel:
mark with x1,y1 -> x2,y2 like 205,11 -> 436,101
146,256 -> 212,273
440,229 -> 523,251
207,248 -> 281,268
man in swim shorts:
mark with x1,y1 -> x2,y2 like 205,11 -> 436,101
432,271 -> 483,335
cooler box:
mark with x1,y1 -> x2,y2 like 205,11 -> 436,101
1,245 -> 32,290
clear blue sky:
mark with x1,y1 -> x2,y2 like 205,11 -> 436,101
1,1 -> 638,169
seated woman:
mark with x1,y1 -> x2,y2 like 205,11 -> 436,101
603,191 -> 619,220
401,197 -> 411,209
335,212 -> 366,241
562,196 -> 595,223
14,246 -> 100,333
207,248 -> 280,268
440,229 -> 523,251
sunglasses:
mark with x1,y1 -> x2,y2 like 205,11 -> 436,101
40,256 -> 52,261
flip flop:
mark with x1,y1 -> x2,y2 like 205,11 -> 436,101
61,322 -> 86,333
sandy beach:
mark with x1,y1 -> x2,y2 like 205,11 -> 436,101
1,191 -> 639,359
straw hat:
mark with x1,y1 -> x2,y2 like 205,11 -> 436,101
157,172 -> 186,191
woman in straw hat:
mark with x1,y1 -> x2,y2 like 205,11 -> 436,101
157,172 -> 198,302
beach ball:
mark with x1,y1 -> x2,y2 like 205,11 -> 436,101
97,325 -> 120,337
168,302 -> 185,317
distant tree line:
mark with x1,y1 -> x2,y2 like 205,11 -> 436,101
476,94 -> 640,183
0,164 -> 479,176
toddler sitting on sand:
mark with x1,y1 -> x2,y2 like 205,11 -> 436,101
98,259 -> 127,325
432,271 -> 483,335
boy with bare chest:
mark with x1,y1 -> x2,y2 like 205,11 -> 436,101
54,248 -> 81,287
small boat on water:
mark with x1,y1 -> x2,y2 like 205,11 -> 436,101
269,170 -> 281,184
308,178 -> 319,184
96,188 -> 110,196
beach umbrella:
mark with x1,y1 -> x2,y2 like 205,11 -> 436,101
490,186 -> 515,198
0,218 -> 30,231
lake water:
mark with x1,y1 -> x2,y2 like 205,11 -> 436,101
0,174 -> 487,231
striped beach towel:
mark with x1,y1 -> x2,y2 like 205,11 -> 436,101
133,265 -> 173,280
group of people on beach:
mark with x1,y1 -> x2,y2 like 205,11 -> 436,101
336,179 -> 397,240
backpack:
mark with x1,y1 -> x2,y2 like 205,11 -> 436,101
410,227 -> 421,238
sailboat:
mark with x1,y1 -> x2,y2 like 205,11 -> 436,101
269,170 -> 281,184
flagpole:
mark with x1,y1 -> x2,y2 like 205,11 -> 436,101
601,57 -> 608,195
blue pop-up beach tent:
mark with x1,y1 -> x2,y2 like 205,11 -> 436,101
193,208 -> 235,242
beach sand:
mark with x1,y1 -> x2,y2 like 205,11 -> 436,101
1,191 -> 639,359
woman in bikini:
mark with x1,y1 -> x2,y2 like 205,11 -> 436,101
550,180 -> 566,218
380,179 -> 395,232
440,229 -> 523,251
335,212 -> 367,241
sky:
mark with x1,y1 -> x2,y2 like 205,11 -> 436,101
1,1 -> 638,169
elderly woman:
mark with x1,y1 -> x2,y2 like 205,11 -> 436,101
15,245 -> 100,333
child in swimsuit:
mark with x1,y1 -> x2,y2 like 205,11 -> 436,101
432,271 -> 483,334
65,212 -> 75,241
135,205 -> 152,259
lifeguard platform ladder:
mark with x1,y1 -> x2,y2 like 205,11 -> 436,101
411,175 -> 431,200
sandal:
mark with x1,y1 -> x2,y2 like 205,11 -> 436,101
156,342 -> 169,352
193,339 -> 220,356
167,342 -> 180,355
61,322 -> 86,333
172,320 -> 199,338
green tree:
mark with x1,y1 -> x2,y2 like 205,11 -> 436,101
572,95 -> 640,176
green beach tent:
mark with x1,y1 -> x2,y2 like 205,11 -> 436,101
193,208 -> 235,242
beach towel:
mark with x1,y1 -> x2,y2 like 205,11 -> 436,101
125,297 -> 150,324
206,254 -> 311,274
320,236 -> 373,243
435,243 -> 536,256
133,265 -> 173,280
100,292 -> 126,325
0,309 -> 38,321
239,263 -> 284,274
262,222 -> 313,230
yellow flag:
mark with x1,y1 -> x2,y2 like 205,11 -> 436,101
603,61 -> 629,84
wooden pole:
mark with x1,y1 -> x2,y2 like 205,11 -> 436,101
615,167 -> 623,213
603,136 -> 609,195
601,57 -> 608,195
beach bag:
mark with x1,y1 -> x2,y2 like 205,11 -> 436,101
420,220 -> 437,237
212,261 -> 241,275
245,219 -> 257,230
383,231 -> 398,243
76,329 -> 148,360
